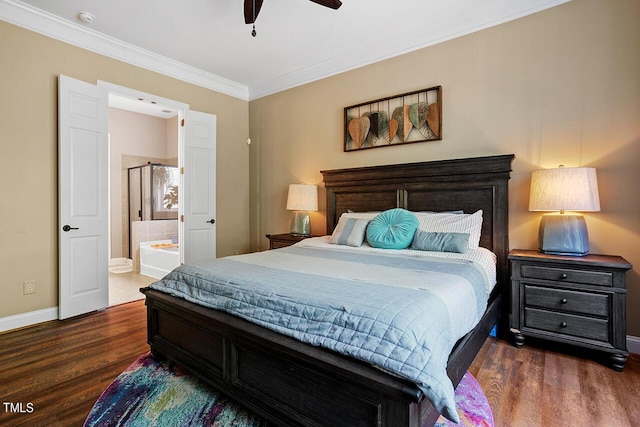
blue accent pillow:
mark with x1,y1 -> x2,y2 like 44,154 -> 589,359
410,230 -> 470,253
366,208 -> 419,249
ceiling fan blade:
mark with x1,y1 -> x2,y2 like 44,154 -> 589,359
308,0 -> 342,9
244,0 -> 264,24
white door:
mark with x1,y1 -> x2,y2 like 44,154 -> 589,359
58,75 -> 109,319
183,110 -> 217,264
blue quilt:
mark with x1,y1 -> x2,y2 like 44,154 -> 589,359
149,245 -> 491,422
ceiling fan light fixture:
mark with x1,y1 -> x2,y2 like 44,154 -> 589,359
251,0 -> 257,37
243,0 -> 340,37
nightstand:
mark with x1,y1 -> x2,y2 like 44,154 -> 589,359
266,233 -> 315,249
509,249 -> 632,371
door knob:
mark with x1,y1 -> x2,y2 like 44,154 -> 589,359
62,225 -> 79,232
206,219 -> 216,224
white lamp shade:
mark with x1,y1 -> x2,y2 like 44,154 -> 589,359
529,167 -> 600,212
286,184 -> 318,211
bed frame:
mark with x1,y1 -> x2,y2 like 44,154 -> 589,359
142,154 -> 514,427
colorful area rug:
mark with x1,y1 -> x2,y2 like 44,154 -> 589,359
84,353 -> 267,426
85,353 -> 493,426
435,371 -> 494,427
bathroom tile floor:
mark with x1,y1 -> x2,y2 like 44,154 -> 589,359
109,271 -> 157,306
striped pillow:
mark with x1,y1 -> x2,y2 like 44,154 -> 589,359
330,216 -> 370,247
415,210 -> 483,249
342,211 -> 380,220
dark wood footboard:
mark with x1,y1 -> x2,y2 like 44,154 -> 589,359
142,287 -> 501,427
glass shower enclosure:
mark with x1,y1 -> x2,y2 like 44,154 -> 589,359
127,163 -> 179,257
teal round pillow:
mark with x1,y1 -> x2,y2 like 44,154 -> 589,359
366,208 -> 419,249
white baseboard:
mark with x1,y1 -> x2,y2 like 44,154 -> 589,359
628,335 -> 640,355
0,307 -> 58,333
109,257 -> 132,267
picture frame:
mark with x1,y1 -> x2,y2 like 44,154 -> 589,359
344,86 -> 442,152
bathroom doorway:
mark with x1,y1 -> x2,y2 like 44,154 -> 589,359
59,76 -> 217,318
107,94 -> 180,306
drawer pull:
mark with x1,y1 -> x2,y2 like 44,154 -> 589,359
560,273 -> 568,279
560,321 -> 568,328
561,298 -> 568,304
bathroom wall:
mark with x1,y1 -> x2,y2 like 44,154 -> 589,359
165,115 -> 178,160
130,220 -> 178,273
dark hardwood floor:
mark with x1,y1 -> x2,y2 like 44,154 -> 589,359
1,300 -> 638,426
0,302 -> 148,426
468,334 -> 640,426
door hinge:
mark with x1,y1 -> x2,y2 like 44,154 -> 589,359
181,119 -> 185,127
180,215 -> 184,223
180,166 -> 184,175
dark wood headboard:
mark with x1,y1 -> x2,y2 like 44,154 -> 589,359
321,154 -> 515,291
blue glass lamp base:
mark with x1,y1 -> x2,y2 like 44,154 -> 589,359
538,214 -> 590,256
290,211 -> 311,236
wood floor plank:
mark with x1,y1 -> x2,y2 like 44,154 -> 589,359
1,300 -> 639,426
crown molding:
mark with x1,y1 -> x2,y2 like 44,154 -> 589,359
248,0 -> 571,100
0,0 -> 249,101
2,0 -> 569,102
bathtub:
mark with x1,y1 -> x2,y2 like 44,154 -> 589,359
139,240 -> 180,279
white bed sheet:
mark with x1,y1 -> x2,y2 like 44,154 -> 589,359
296,236 -> 497,296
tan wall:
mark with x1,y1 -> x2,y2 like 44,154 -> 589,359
249,0 -> 640,335
0,20 -> 249,318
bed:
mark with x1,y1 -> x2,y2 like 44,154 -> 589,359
141,154 -> 514,426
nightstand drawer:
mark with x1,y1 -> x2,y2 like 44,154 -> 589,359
524,285 -> 609,317
524,308 -> 609,342
521,265 -> 613,287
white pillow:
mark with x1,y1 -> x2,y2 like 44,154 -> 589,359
342,211 -> 380,220
330,216 -> 371,247
414,210 -> 483,249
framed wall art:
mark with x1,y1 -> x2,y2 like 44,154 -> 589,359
344,86 -> 442,152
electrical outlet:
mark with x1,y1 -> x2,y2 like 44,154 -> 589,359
23,280 -> 36,295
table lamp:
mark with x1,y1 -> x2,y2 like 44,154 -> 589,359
286,184 -> 318,236
529,166 -> 600,256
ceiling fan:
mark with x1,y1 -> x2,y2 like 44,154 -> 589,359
244,0 -> 343,36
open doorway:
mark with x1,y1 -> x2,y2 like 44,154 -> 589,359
107,94 -> 180,306
58,75 -> 216,319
